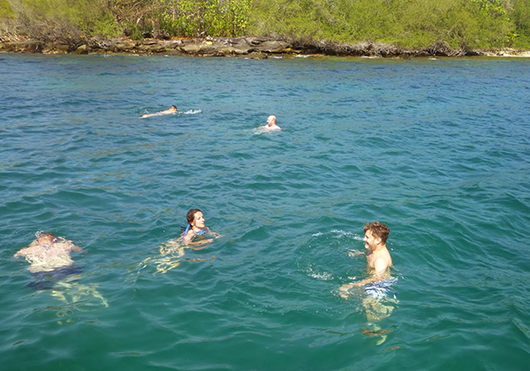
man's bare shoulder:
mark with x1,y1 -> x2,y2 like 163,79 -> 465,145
368,247 -> 392,273
55,238 -> 82,252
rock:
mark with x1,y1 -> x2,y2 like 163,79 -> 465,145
248,37 -> 269,46
72,44 -> 88,54
3,35 -> 519,58
179,42 -> 203,55
138,40 -> 168,54
53,42 -> 70,53
3,40 -> 43,53
253,40 -> 290,53
179,41 -> 218,56
229,38 -> 252,54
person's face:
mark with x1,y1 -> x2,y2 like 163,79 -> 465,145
191,211 -> 205,229
267,116 -> 274,126
363,229 -> 380,250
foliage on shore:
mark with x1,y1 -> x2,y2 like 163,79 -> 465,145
1,0 -> 530,51
254,0 -> 530,49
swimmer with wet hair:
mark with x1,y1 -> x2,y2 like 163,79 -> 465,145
339,222 -> 394,297
139,209 -> 220,274
339,222 -> 397,343
14,232 -> 83,274
141,105 -> 177,118
181,209 -> 221,245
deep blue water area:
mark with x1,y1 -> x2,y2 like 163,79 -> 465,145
1,53 -> 529,370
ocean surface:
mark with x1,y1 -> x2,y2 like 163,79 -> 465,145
0,53 -> 529,370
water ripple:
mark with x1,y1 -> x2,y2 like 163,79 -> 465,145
1,55 -> 529,371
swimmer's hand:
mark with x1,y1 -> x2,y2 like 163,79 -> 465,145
348,249 -> 363,258
190,241 -> 213,250
339,283 -> 354,299
187,255 -> 216,262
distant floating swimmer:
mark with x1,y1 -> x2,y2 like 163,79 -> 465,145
258,115 -> 281,131
141,105 -> 177,118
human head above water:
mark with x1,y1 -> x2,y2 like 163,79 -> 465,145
364,222 -> 389,244
36,232 -> 57,245
187,208 -> 203,225
267,115 -> 277,126
170,105 -> 177,111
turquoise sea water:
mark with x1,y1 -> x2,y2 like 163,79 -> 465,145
1,53 -> 529,370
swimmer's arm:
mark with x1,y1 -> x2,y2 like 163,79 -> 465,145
340,259 -> 389,290
183,230 -> 209,245
189,241 -> 212,250
188,228 -> 213,247
14,248 -> 29,258
183,228 -> 221,246
339,274 -> 382,296
141,110 -> 175,118
348,249 -> 364,258
187,255 -> 216,262
61,239 -> 83,253
342,274 -> 383,289
140,113 -> 157,119
208,228 -> 222,239
71,244 -> 83,252
182,230 -> 195,244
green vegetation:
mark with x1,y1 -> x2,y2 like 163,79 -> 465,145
0,0 -> 14,20
1,0 -> 529,50
251,0 -> 528,49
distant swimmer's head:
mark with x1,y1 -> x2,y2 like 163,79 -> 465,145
36,232 -> 58,245
364,222 -> 389,245
170,105 -> 177,112
187,208 -> 206,230
267,115 -> 277,127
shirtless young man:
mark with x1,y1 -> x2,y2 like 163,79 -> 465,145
14,232 -> 83,273
339,222 -> 393,297
259,115 -> 281,131
141,105 -> 177,118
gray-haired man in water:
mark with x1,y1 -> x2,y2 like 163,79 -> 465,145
259,115 -> 281,131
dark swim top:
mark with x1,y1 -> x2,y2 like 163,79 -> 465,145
183,224 -> 208,237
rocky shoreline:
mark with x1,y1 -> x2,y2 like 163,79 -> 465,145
1,35 -> 529,58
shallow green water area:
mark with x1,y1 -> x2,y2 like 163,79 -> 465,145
1,54 -> 529,370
